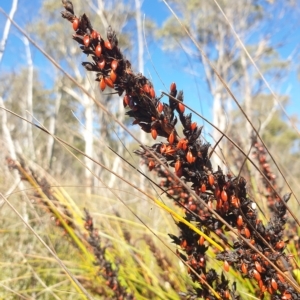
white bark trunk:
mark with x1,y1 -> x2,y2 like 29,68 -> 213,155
47,87 -> 62,169
23,36 -> 36,160
0,0 -> 18,63
212,90 -> 226,170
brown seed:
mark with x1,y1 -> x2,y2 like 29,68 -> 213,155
190,122 -> 197,131
189,204 -> 196,211
224,290 -> 230,299
275,241 -> 285,249
224,260 -> 230,272
123,94 -> 130,107
199,235 -> 205,246
151,128 -> 157,140
221,190 -> 228,202
83,35 -> 90,47
208,174 -> 214,186
200,183 -> 206,193
91,30 -> 99,40
170,82 -> 176,92
110,70 -> 117,83
252,269 -> 261,281
148,160 -> 155,171
223,201 -> 229,212
72,18 -> 79,31
237,215 -> 243,227
142,84 -> 150,94
277,273 -> 285,283
178,102 -> 185,113
175,160 -> 182,172
282,293 -> 292,300
261,285 -> 267,293
100,78 -> 106,91
160,144 -> 166,154
111,60 -> 118,71
231,195 -> 240,208
241,263 -> 248,275
271,278 -> 278,290
97,57 -> 105,70
104,77 -> 114,88
168,131 -> 175,144
157,102 -> 163,113
267,286 -> 274,295
244,227 -> 251,238
216,198 -> 222,210
186,150 -> 194,164
149,87 -> 155,98
95,44 -> 102,57
255,261 -> 262,273
180,239 -> 187,249
176,167 -> 182,177
104,40 -> 112,50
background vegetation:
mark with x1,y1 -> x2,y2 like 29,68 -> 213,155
0,0 -> 300,299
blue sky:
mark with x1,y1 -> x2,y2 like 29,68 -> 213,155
1,0 -> 300,137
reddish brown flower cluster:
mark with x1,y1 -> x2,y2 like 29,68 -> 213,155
6,157 -> 75,230
84,209 -> 135,300
6,156 -> 134,299
60,1 -> 299,299
252,135 -> 279,212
